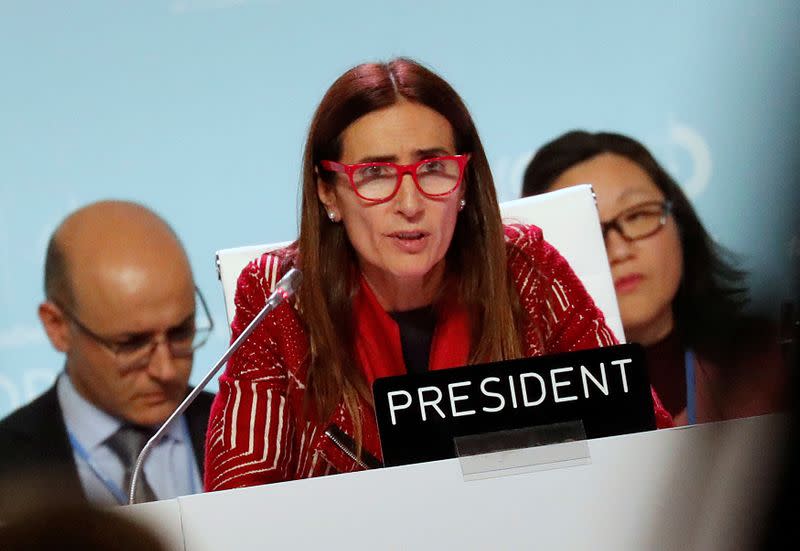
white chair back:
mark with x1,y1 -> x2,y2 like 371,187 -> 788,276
215,241 -> 292,329
215,184 -> 624,341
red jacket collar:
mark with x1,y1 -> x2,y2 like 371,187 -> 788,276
353,276 -> 471,385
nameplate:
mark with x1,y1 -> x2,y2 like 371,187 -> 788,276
373,343 -> 655,467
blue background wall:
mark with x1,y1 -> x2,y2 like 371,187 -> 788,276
2,0 -> 798,418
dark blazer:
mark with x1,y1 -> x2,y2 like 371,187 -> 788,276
0,383 -> 214,518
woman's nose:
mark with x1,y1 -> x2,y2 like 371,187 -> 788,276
394,173 -> 424,218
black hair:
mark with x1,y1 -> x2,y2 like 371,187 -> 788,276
43,234 -> 73,309
523,130 -> 750,359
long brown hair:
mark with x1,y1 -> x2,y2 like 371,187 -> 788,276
297,58 -> 522,424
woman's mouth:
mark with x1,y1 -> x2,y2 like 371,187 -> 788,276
387,230 -> 429,253
614,273 -> 643,294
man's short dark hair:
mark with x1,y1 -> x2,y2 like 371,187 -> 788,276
43,234 -> 73,309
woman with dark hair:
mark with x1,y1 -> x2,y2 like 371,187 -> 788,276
522,130 -> 787,425
204,63 -> 671,492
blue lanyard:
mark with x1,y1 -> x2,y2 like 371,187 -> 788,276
68,429 -> 128,504
684,349 -> 696,425
67,418 -> 199,504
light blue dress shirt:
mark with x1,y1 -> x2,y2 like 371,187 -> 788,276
57,372 -> 202,506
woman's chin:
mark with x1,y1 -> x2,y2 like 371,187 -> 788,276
387,260 -> 443,282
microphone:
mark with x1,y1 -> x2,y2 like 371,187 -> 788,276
128,267 -> 302,505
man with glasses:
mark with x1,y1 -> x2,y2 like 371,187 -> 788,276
0,200 -> 215,513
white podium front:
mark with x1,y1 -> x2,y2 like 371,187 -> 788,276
120,415 -> 787,550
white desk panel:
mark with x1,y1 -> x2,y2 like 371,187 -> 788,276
159,415 -> 787,551
118,496 -> 185,550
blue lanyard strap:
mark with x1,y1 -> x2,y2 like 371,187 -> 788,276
684,349 -> 696,425
67,430 -> 129,504
68,417 -> 199,505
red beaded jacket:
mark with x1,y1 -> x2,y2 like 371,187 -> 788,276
205,224 -> 672,492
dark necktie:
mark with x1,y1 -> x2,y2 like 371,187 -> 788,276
105,425 -> 157,504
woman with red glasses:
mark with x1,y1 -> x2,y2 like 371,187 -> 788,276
204,61 -> 672,492
522,130 -> 788,426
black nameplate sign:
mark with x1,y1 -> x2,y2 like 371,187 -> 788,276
373,343 -> 655,467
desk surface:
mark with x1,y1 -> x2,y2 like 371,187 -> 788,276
121,414 -> 788,551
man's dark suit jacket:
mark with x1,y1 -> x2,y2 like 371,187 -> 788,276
0,383 -> 214,518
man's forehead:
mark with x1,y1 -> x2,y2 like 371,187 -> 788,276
79,288 -> 195,336
55,201 -> 195,331
71,255 -> 195,329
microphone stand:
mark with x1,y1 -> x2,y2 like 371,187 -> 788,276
128,267 -> 302,505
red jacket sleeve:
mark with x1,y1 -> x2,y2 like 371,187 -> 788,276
505,224 -> 618,353
204,253 -> 298,491
506,224 -> 673,429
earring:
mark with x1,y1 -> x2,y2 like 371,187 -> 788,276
328,210 -> 337,222
458,198 -> 466,211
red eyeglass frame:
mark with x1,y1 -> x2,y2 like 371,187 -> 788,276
320,154 -> 471,204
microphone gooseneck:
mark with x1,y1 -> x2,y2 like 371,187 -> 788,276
128,267 -> 302,505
